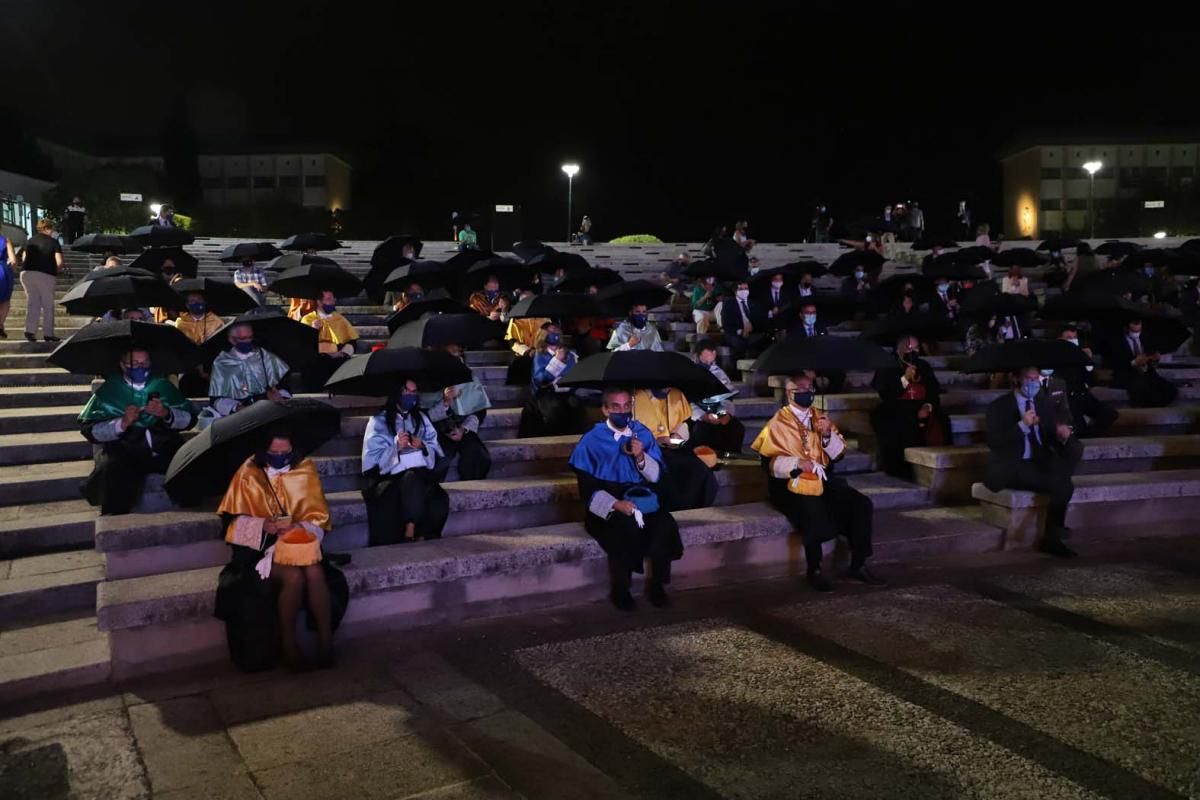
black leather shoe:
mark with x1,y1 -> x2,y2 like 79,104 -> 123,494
1038,538 -> 1078,558
24,332 -> 36,342
806,571 -> 834,592
609,588 -> 637,611
43,335 -> 60,343
647,582 -> 671,608
845,565 -> 889,587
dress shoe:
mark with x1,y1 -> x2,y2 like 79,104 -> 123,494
43,335 -> 60,343
609,587 -> 637,611
24,332 -> 36,342
647,582 -> 671,608
845,565 -> 888,587
1038,538 -> 1077,558
806,571 -> 834,592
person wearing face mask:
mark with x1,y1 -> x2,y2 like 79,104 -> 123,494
754,268 -> 797,321
608,303 -> 664,351
840,267 -> 876,304
688,341 -> 746,455
1056,325 -> 1118,437
930,278 -> 960,323
752,373 -> 883,590
520,326 -> 586,437
690,275 -> 720,334
504,299 -> 550,385
420,342 -> 492,481
869,335 -> 950,479
1106,317 -> 1178,407
215,427 -> 347,672
632,385 -> 718,511
787,302 -> 846,394
151,258 -> 186,323
78,348 -> 195,515
797,270 -> 817,298
362,379 -> 450,545
983,366 -> 1082,557
568,387 -> 683,610
469,276 -> 508,321
1001,265 -> 1029,297
720,280 -> 765,360
206,324 -> 291,423
392,282 -> 426,312
172,292 -> 223,395
299,289 -> 359,392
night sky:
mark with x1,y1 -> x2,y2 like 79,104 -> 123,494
4,3 -> 1197,242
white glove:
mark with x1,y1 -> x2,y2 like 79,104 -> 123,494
255,545 -> 276,579
632,508 -> 646,529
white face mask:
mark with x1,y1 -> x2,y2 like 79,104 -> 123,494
736,289 -> 750,300
771,282 -> 784,291
937,283 -> 950,294
1129,331 -> 1141,339
1064,337 -> 1079,347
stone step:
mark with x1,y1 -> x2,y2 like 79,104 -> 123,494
946,405 -> 1200,445
0,549 -> 103,623
0,499 -> 97,559
0,368 -> 96,387
95,494 -> 984,680
0,613 -> 111,705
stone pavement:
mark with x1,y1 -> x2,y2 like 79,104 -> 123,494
2,534 -> 1199,800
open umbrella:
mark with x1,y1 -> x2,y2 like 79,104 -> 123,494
1095,240 -> 1143,257
508,292 -> 602,320
751,335 -> 894,375
200,307 -> 319,369
1179,239 -> 1200,254
462,258 -> 536,293
958,290 -> 1039,320
511,240 -> 551,263
684,258 -> 749,282
596,280 -> 671,315
128,225 -> 195,247
829,249 -> 885,277
324,347 -> 474,396
384,292 -> 472,333
445,249 -> 498,271
711,238 -> 749,268
1066,268 -> 1147,298
991,248 -> 1048,268
556,351 -> 728,399
910,236 -> 960,251
921,261 -> 990,281
268,260 -> 362,300
382,260 -> 456,293
775,293 -> 868,327
553,267 -> 622,294
1041,296 -> 1190,354
1037,237 -> 1080,252
47,319 -> 201,375
219,242 -> 282,263
862,311 -> 958,345
265,253 -> 342,273
60,267 -> 182,316
527,248 -> 592,278
1120,248 -> 1183,270
962,340 -> 1093,374
71,234 -> 143,255
280,232 -> 342,251
871,274 -> 934,309
172,277 -> 259,315
128,247 -> 199,278
163,398 -> 342,506
365,235 -> 425,302
388,314 -> 504,349
1164,249 -> 1200,276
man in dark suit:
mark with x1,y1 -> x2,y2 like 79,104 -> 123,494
928,279 -> 961,324
870,334 -> 951,478
1057,325 -> 1118,437
983,367 -> 1084,558
719,280 -> 768,360
754,271 -> 797,328
786,301 -> 845,393
840,269 -> 875,304
1106,318 -> 1178,407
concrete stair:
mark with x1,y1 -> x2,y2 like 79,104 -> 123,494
0,612 -> 111,705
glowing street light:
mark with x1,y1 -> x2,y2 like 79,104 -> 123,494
1154,231 -> 1168,239
149,202 -> 163,219
561,163 -> 580,243
1082,161 -> 1103,239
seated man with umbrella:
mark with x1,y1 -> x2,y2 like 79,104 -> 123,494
172,277 -> 257,396
519,324 -> 587,437
631,384 -> 719,511
203,310 -> 312,425
869,332 -> 951,479
1105,313 -> 1180,408
468,275 -> 509,321
298,288 -> 359,392
599,281 -> 670,353
689,340 -> 746,456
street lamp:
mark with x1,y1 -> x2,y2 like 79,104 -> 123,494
149,202 -> 163,219
1082,160 -> 1103,240
561,163 -> 580,243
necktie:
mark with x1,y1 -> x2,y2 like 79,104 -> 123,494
740,300 -> 749,319
1130,336 -> 1142,356
1024,399 -> 1034,459
806,326 -> 814,336
772,290 -> 779,305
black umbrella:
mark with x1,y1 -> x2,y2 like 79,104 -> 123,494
280,232 -> 343,251
862,312 -> 958,345
1120,248 -> 1181,270
1067,268 -> 1148,298
511,240 -> 551,263
47,319 -> 201,375
936,245 -> 995,265
384,292 -> 473,333
1037,237 -> 1080,252
596,280 -> 671,315
962,340 -> 1093,374
462,258 -> 536,293
60,268 -> 182,316
991,248 -> 1048,268
268,261 -> 362,300
958,290 -> 1039,320
556,351 -> 728,399
388,314 -> 504,349
172,277 -> 259,315
219,242 -> 283,263
1179,238 -> 1200,254
921,261 -> 990,281
365,235 -> 425,302
508,292 -> 602,320
128,247 -> 199,278
829,250 -> 885,277
381,260 -> 455,293
200,307 -> 319,369
553,267 -> 622,294
527,249 -> 592,278
265,253 -> 343,273
445,249 -> 499,270
712,237 -> 749,267
324,347 -> 475,396
1164,249 -> 1200,276
1095,240 -> 1143,257
910,236 -> 960,251
70,234 -> 143,255
684,258 -> 749,282
751,336 -> 894,374
776,293 -> 868,327
1041,296 -> 1190,354
128,225 -> 195,247
871,274 -> 934,309
163,398 -> 342,506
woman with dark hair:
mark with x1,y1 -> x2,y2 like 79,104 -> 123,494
361,379 -> 450,544
214,427 -> 348,672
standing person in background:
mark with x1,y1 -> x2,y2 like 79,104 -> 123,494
974,223 -> 992,248
907,202 -> 925,242
19,218 -> 63,343
957,201 -> 973,241
63,197 -> 87,244
732,220 -> 755,251
233,258 -> 269,306
811,205 -> 833,243
0,231 -> 15,338
577,215 -> 593,245
457,223 -> 478,251
702,225 -> 728,258
156,205 -> 177,227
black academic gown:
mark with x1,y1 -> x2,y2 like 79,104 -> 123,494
869,356 -> 951,478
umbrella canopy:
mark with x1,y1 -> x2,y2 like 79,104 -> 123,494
462,258 -> 536,293
1041,296 -> 1191,354
382,260 -> 455,293
164,398 -> 342,506
751,335 -> 894,375
172,277 -> 259,315
962,340 -> 1093,374
958,289 -> 1039,320
1095,240 -> 1143,257
1037,237 -> 1080,252
684,258 -> 749,282
128,225 -> 195,248
384,292 -> 473,333
596,280 -> 671,315
263,253 -> 341,273
1067,268 -> 1147,298
200,307 -> 319,369
324,347 -> 475,396
511,240 -> 551,263
70,234 -> 143,255
871,274 -> 934,309
280,232 -> 343,251
527,249 -> 592,278
862,311 -> 958,345
1120,248 -> 1187,270
1179,238 -> 1200,254
268,260 -> 362,300
128,247 -> 199,278
1,222 -> 27,246
553,267 -> 622,294
60,268 -> 182,316
388,314 -> 504,349
219,242 -> 282,263
991,248 -> 1048,268
445,249 -> 499,271
748,262 -> 819,286
921,261 -> 990,281
508,292 -> 602,320
711,238 -> 750,268
47,319 -> 201,375
829,249 -> 885,277
556,351 -> 729,399
1164,249 -> 1200,276
776,293 -> 868,327
910,236 -> 960,251
936,245 -> 996,265
366,235 -> 425,302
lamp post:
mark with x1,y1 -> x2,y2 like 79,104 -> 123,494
561,163 -> 579,243
1083,160 -> 1102,240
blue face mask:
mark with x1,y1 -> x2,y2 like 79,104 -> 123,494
187,302 -> 206,315
650,388 -> 670,399
608,411 -> 631,430
546,332 -> 561,346
398,393 -> 419,412
233,340 -> 255,354
486,289 -> 500,301
630,314 -> 647,329
854,270 -> 865,281
802,314 -> 817,326
127,366 -> 150,384
1021,380 -> 1041,399
264,451 -> 292,470
1143,266 -> 1156,277
321,303 -> 336,314
792,390 -> 814,408
408,292 -> 423,302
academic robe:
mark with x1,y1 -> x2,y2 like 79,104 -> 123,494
568,420 -> 683,578
469,292 -> 504,318
174,312 -> 225,345
207,348 -> 291,421
213,457 -> 348,673
869,355 -> 951,478
687,363 -> 746,454
78,376 -> 195,514
419,377 -> 492,481
288,297 -> 318,320
360,408 -> 449,544
606,321 -> 664,352
632,388 -> 718,510
299,311 -> 359,391
520,348 -> 587,437
505,317 -> 548,384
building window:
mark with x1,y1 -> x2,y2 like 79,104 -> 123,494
253,176 -> 275,189
1145,166 -> 1168,183
1040,168 -> 1062,179
310,159 -> 318,167
1066,198 -> 1088,210
304,174 -> 325,187
257,160 -> 266,167
227,176 -> 249,189
1063,167 -> 1087,179
278,175 -> 300,189
1040,199 -> 1061,211
1174,166 -> 1195,179
200,176 -> 222,189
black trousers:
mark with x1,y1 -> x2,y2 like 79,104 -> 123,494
1122,371 -> 1178,408
688,416 -> 747,454
1069,391 -> 1119,437
986,458 -> 1075,538
584,508 -> 683,583
82,436 -> 180,515
301,354 -> 346,393
519,391 -> 587,438
769,476 -> 874,572
661,446 -> 718,510
362,469 -> 450,545
432,430 -> 492,482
